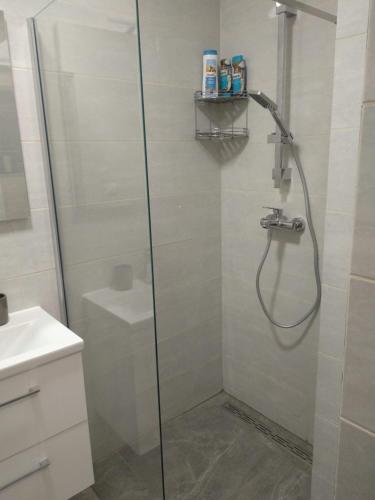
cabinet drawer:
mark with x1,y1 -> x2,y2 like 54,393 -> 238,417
0,421 -> 93,500
0,354 -> 88,461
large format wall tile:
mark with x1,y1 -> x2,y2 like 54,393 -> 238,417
342,278 -> 375,432
364,0 -> 375,100
331,34 -> 367,130
35,18 -> 138,80
326,128 -> 360,214
336,0 -> 370,39
336,420 -> 375,500
1,269 -> 60,317
42,72 -> 143,142
352,104 -> 375,278
50,140 -> 147,207
139,0 -> 219,88
312,415 -> 339,489
0,209 -> 54,279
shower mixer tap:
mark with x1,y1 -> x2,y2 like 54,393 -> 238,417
260,207 -> 305,232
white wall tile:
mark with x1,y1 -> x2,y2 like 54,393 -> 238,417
42,71 -> 143,142
364,0 -> 375,101
150,192 -> 220,246
318,284 -> 347,358
312,415 -> 340,485
21,141 -> 48,209
143,85 -> 196,142
336,0 -> 370,39
147,141 -> 220,198
315,353 -> 343,422
50,140 -> 147,207
342,277 -> 375,432
35,18 -> 138,80
58,200 -> 149,266
0,209 -> 54,278
139,0 -> 220,88
336,419 -> 375,500
352,104 -> 375,277
326,128 -> 360,214
1,269 -> 60,317
322,212 -> 354,289
12,68 -> 41,142
331,34 -> 367,130
311,474 -> 336,500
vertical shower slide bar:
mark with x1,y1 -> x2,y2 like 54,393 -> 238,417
272,3 -> 296,187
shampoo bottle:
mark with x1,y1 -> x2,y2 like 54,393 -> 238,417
232,55 -> 247,95
202,50 -> 218,96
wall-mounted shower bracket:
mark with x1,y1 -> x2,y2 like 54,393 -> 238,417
276,4 -> 297,17
267,132 -> 293,145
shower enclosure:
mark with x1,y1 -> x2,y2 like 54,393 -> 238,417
30,0 -> 338,498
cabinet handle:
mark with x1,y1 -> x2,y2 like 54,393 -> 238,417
0,457 -> 50,492
0,385 -> 40,409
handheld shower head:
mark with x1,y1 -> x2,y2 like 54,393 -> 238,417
248,90 -> 278,111
249,89 -> 292,140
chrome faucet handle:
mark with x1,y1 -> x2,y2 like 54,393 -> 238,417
263,206 -> 283,217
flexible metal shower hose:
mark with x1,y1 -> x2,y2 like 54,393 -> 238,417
255,141 -> 322,328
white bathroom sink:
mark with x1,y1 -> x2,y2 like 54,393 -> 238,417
0,306 -> 83,380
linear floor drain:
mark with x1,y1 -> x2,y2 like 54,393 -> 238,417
223,402 -> 313,464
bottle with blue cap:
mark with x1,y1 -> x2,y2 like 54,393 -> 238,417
232,54 -> 247,95
202,49 -> 218,96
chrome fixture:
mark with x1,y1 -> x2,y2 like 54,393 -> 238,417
250,91 -> 321,329
260,207 -> 305,232
275,3 -> 296,186
248,90 -> 293,142
273,1 -> 337,25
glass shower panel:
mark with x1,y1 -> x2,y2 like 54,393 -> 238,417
136,1 -> 223,498
33,1 -> 163,498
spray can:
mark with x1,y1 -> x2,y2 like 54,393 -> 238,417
202,50 -> 218,96
219,58 -> 232,95
232,55 -> 247,95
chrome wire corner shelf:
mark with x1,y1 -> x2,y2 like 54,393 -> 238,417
194,91 -> 250,103
194,91 -> 249,141
196,128 -> 249,141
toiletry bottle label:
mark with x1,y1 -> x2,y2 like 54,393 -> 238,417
219,59 -> 232,95
202,50 -> 218,95
232,55 -> 247,95
205,59 -> 217,91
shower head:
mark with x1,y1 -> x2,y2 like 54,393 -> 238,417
249,90 -> 292,140
248,90 -> 278,111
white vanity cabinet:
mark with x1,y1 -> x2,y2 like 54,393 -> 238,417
0,307 -> 94,500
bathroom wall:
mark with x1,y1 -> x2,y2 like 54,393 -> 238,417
0,0 -> 59,316
311,0 -> 372,499
335,1 -> 375,497
138,0 -> 223,422
220,0 -> 337,442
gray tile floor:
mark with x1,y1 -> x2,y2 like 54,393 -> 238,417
72,393 -> 311,500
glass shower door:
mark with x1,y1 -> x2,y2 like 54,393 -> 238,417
32,1 -> 164,498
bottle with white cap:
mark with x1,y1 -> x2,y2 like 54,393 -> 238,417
202,49 -> 218,96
